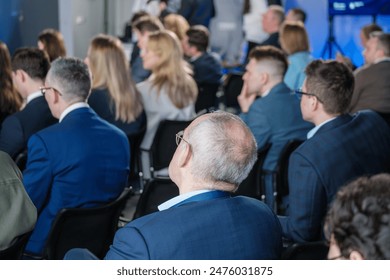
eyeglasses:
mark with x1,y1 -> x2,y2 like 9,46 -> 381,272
294,89 -> 323,103
40,86 -> 63,97
175,130 -> 190,146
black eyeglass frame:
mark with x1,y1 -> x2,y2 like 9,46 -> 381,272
294,89 -> 323,103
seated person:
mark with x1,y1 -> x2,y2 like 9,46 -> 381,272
285,8 -> 306,23
65,112 -> 283,260
0,151 -> 36,250
0,47 -> 56,159
325,174 -> 390,260
279,60 -> 390,243
238,46 -> 312,209
23,57 -> 130,257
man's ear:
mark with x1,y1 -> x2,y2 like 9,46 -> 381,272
177,142 -> 192,168
14,69 -> 26,82
349,250 -> 364,260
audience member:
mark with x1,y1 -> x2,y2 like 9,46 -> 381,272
245,5 -> 284,62
131,15 -> 164,83
22,57 -> 130,257
279,60 -> 390,243
163,13 -> 189,49
325,174 -> 390,260
359,23 -> 383,49
85,34 -> 146,135
0,48 -> 56,159
183,25 -> 222,85
37,29 -> 66,62
238,46 -> 312,208
279,21 -> 313,90
0,41 -> 22,125
138,30 -> 197,178
243,0 -> 268,60
209,0 -> 245,66
178,0 -> 215,28
285,8 -> 306,23
65,111 -> 283,260
349,32 -> 390,114
0,151 -> 36,251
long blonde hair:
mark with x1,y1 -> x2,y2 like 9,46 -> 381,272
88,34 -> 143,122
0,41 -> 22,119
147,30 -> 197,108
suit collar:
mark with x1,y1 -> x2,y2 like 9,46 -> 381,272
59,102 -> 90,122
312,114 -> 352,137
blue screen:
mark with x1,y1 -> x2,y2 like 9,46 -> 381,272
329,0 -> 390,15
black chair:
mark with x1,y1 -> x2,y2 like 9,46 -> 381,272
282,241 -> 329,260
133,178 -> 179,219
127,124 -> 146,189
195,83 -> 220,113
40,188 -> 132,260
273,139 -> 303,214
14,149 -> 28,172
142,119 -> 192,180
235,143 -> 272,201
0,231 -> 32,260
222,73 -> 244,113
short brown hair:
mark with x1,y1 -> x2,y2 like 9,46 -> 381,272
133,16 -> 164,34
186,25 -> 209,52
305,60 -> 354,115
280,21 -> 310,54
249,46 -> 288,77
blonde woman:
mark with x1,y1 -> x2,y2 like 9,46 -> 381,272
163,14 -> 190,50
37,29 -> 67,62
279,21 -> 313,90
0,41 -> 22,124
85,34 -> 145,134
138,30 -> 197,177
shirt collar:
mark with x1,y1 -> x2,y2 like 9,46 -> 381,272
59,102 -> 89,123
26,91 -> 43,104
374,57 -> 390,64
307,117 -> 337,139
158,189 -> 213,211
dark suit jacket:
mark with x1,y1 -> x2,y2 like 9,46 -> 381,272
178,0 -> 215,27
279,111 -> 390,242
0,96 -> 57,158
349,61 -> 390,113
23,107 -> 130,256
190,52 -> 222,84
88,88 -> 146,135
65,191 -> 283,260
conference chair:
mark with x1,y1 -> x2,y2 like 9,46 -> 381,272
272,139 -> 303,214
195,82 -> 221,113
282,241 -> 329,260
222,73 -> 244,114
235,143 -> 272,201
141,119 -> 192,181
127,124 -> 146,190
0,231 -> 32,260
39,188 -> 132,260
14,149 -> 28,172
133,178 -> 179,219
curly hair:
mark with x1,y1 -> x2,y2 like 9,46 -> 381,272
325,173 -> 390,259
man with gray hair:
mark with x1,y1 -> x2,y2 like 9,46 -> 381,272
65,111 -> 282,260
349,32 -> 390,115
23,57 -> 130,257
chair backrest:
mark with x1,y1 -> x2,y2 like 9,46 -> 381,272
43,188 -> 132,260
282,241 -> 329,260
14,149 -> 28,172
127,124 -> 146,184
133,178 -> 179,219
149,119 -> 192,172
0,231 -> 32,260
235,143 -> 272,200
195,82 -> 220,113
223,73 -> 243,111
273,139 -> 303,214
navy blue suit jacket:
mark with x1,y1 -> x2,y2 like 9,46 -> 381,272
0,96 -> 56,158
279,111 -> 390,242
88,88 -> 146,135
23,107 -> 130,255
66,192 -> 283,260
190,52 -> 222,85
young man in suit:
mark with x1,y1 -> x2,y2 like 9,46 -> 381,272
279,60 -> 390,243
0,48 -> 56,159
65,111 -> 283,260
238,46 -> 312,209
23,57 -> 130,257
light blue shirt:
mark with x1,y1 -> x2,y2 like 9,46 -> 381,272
284,51 -> 313,90
158,189 -> 213,211
307,117 -> 337,139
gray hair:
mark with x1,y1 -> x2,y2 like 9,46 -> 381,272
370,32 -> 390,57
46,57 -> 91,103
187,112 -> 257,190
